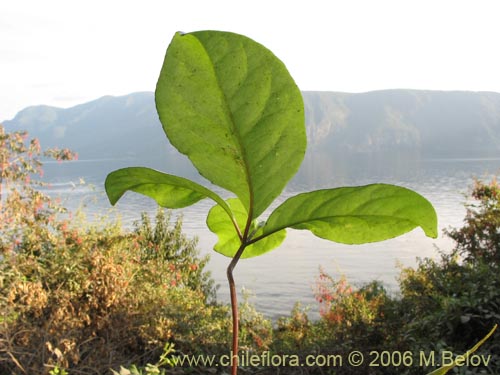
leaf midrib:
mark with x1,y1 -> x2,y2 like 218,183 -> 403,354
197,37 -> 255,226
258,213 -> 421,242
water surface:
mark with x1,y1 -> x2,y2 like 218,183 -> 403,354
41,154 -> 500,319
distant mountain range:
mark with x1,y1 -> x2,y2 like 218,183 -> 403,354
4,90 -> 500,160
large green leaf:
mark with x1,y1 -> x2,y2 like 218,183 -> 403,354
257,184 -> 438,244
155,31 -> 306,219
105,167 -> 235,224
207,198 -> 286,258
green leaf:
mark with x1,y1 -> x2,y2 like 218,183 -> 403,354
207,198 -> 286,258
258,184 -> 438,244
155,30 -> 306,219
426,324 -> 497,375
105,167 -> 235,224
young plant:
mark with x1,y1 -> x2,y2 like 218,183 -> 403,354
105,30 -> 491,374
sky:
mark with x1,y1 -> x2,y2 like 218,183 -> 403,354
2,0 -> 500,120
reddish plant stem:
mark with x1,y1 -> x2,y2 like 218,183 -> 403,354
227,244 -> 247,375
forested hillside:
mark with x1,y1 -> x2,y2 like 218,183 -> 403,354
5,90 -> 500,160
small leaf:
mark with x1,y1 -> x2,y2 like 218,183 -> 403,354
105,167 -> 235,223
156,30 -> 306,219
207,198 -> 286,258
259,184 -> 438,244
425,324 -> 497,375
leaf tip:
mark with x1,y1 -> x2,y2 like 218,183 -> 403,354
104,171 -> 121,206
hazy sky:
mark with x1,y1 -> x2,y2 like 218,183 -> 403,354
2,0 -> 500,120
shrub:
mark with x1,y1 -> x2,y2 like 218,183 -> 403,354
397,255 -> 500,373
237,288 -> 273,352
132,209 -> 216,302
313,269 -> 388,347
0,124 -> 76,255
271,178 -> 500,374
0,126 -> 230,374
0,213 -> 230,375
395,178 -> 500,373
445,178 -> 500,265
273,303 -> 313,355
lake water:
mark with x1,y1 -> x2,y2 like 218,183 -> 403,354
40,154 -> 500,319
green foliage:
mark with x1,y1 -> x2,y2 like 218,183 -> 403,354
445,178 -> 500,265
49,366 -> 69,375
426,325 -> 497,375
260,184 -> 437,244
155,31 -> 306,219
0,123 -> 497,374
0,124 -> 77,255
105,167 -> 234,220
106,30 -> 437,259
0,125 -> 76,193
206,198 -> 285,258
399,256 -> 499,346
314,271 -> 387,335
132,208 -> 216,301
270,179 -> 500,374
0,127 -> 229,374
104,29 -> 438,375
268,275 -> 394,375
0,211 -> 229,374
111,343 -> 176,375
273,303 -> 313,354
269,264 -> 497,375
394,179 -> 500,374
380,179 -> 500,374
4,28 -> 496,375
237,289 -> 273,352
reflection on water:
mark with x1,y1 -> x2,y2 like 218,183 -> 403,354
41,154 -> 500,319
